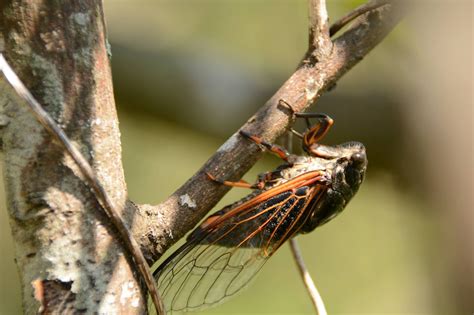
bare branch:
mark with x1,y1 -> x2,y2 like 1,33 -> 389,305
0,54 -> 164,315
330,0 -> 391,37
289,239 -> 327,315
308,0 -> 332,58
135,1 -> 405,263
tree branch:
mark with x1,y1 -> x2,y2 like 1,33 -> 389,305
329,0 -> 391,37
133,0 -> 405,263
308,0 -> 332,59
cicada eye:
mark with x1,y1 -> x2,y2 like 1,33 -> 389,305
351,151 -> 367,168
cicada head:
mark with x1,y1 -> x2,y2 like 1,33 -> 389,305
332,141 -> 368,191
300,141 -> 367,233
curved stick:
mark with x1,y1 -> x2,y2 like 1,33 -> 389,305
330,0 -> 391,37
289,238 -> 328,315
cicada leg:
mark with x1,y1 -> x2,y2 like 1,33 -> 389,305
300,114 -> 333,148
207,129 -> 293,190
239,130 -> 291,162
289,128 -> 304,139
279,99 -> 334,152
206,171 -> 273,190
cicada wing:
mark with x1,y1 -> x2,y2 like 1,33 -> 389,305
156,238 -> 267,312
154,186 -> 320,313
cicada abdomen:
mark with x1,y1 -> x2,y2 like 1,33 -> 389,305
151,110 -> 367,313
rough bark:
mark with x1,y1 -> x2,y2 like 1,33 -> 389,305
1,1 -> 146,314
0,0 -> 404,313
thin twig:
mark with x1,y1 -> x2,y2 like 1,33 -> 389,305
330,0 -> 391,37
308,0 -> 332,57
289,238 -> 328,315
285,128 -> 327,314
0,54 -> 165,315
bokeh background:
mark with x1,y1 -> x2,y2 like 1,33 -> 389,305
1,1 -> 472,314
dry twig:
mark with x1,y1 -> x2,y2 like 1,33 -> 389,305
290,238 -> 328,315
330,0 -> 391,36
308,0 -> 332,58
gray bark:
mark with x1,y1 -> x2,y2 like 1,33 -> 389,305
1,1 -> 146,313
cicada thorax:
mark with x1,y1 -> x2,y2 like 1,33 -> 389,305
299,142 -> 368,233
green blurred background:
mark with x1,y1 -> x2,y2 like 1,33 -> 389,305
1,1 -> 472,314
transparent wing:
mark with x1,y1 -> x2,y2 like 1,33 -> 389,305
154,185 -> 322,312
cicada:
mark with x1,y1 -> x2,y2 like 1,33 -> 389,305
152,108 -> 368,313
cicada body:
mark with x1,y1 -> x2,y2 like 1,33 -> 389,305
152,111 -> 367,313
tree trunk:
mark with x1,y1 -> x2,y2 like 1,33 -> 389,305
1,1 -> 146,313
